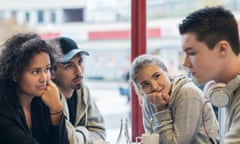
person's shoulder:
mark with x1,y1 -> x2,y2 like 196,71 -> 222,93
171,74 -> 192,90
180,82 -> 203,99
0,99 -> 17,118
0,99 -> 5,104
0,99 -> 12,109
172,75 -> 203,98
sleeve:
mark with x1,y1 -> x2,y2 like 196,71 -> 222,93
86,93 -> 106,142
142,96 -> 155,133
65,119 -> 88,143
223,92 -> 240,144
64,88 -> 106,144
144,84 -> 204,144
0,102 -> 39,144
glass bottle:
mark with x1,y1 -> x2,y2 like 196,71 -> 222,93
116,118 -> 131,144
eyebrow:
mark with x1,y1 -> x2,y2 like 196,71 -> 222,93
30,64 -> 51,68
29,67 -> 41,71
60,57 -> 84,65
60,61 -> 72,65
29,64 -> 51,71
184,47 -> 193,53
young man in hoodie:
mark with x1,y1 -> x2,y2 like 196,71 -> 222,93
179,6 -> 240,144
48,37 -> 106,144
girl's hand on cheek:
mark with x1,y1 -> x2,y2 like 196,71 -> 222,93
41,80 -> 62,112
147,92 -> 170,111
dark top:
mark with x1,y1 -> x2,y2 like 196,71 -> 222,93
67,91 -> 77,124
0,97 -> 69,144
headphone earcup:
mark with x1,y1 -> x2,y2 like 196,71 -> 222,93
204,81 -> 230,107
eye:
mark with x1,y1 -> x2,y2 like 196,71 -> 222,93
153,73 -> 161,79
78,62 -> 83,66
32,69 -> 41,75
141,81 -> 150,89
63,63 -> 74,69
187,51 -> 196,56
78,59 -> 84,65
45,66 -> 52,72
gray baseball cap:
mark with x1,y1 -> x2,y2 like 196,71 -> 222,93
49,37 -> 89,63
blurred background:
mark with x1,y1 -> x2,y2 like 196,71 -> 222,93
0,0 -> 240,143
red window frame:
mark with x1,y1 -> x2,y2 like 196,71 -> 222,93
131,0 -> 146,141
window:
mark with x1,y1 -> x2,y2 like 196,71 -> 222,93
37,10 -> 44,23
50,10 -> 56,23
63,8 -> 83,22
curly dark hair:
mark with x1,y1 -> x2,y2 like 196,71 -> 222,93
0,32 -> 54,105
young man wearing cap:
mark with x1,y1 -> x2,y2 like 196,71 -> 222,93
179,6 -> 240,144
48,37 -> 106,144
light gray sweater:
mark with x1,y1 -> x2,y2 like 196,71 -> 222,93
142,75 -> 219,144
61,86 -> 106,144
219,85 -> 240,144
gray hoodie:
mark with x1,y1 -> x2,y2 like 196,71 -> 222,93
142,75 -> 219,144
61,86 -> 106,144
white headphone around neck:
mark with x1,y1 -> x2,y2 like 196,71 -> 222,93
204,75 -> 240,107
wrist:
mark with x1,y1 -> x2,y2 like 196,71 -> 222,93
49,103 -> 63,114
50,109 -> 63,115
156,104 -> 167,111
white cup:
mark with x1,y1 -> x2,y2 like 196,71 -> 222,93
136,133 -> 159,144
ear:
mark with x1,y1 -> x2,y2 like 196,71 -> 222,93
13,77 -> 18,82
12,74 -> 19,82
132,83 -> 144,106
215,40 -> 231,57
131,81 -> 144,96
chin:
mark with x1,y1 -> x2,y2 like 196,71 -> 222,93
196,78 -> 210,85
192,77 -> 203,85
72,84 -> 82,89
35,93 -> 43,97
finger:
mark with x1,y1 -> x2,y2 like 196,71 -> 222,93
47,80 -> 54,87
48,80 -> 58,90
146,93 -> 155,101
156,95 -> 161,102
152,96 -> 156,102
162,93 -> 170,102
148,96 -> 155,104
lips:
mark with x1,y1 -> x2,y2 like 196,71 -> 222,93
36,84 -> 46,90
73,78 -> 82,84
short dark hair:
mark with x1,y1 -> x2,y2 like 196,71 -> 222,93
0,32 -> 54,104
179,6 -> 240,55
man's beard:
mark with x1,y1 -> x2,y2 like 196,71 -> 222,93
71,83 -> 82,90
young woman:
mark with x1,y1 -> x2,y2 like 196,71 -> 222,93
0,33 -> 69,144
130,54 -> 219,144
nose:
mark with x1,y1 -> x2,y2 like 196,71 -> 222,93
183,55 -> 192,68
150,80 -> 159,92
39,71 -> 48,83
74,64 -> 83,75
